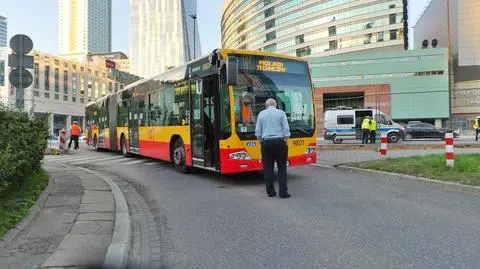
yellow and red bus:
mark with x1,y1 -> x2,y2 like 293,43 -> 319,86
85,49 -> 316,174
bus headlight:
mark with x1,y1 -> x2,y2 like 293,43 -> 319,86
229,151 -> 252,160
305,146 -> 316,154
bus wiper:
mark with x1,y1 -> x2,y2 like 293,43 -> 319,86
290,126 -> 312,135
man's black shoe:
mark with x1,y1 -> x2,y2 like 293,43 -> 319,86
280,194 -> 291,199
268,192 -> 277,197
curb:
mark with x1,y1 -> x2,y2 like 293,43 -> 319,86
336,165 -> 480,195
77,167 -> 131,269
0,171 -> 54,247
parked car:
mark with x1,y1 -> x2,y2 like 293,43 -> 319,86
403,122 -> 460,140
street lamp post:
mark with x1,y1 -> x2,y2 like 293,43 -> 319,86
189,14 -> 197,60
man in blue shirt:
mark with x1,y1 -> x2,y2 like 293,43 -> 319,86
255,98 -> 291,198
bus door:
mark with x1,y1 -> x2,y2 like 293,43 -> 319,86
128,98 -> 140,153
190,79 -> 205,167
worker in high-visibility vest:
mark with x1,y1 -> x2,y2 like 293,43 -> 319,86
474,116 -> 480,142
361,116 -> 372,144
369,118 -> 378,144
68,121 -> 82,150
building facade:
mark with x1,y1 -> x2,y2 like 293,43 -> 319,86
222,0 -> 408,58
310,48 -> 450,132
0,16 -> 6,47
413,0 -> 480,131
58,0 -> 112,61
129,0 -> 202,78
0,51 -> 135,136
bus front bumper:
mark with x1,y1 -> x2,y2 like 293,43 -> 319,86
219,149 -> 317,174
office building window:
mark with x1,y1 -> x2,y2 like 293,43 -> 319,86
364,33 -> 373,44
64,62 -> 68,68
328,26 -> 337,36
296,46 -> 311,57
72,74 -> 77,95
80,98 -> 84,103
389,14 -> 397,24
265,19 -> 275,30
264,43 -> 277,52
44,66 -> 50,89
54,68 -> 59,92
72,64 -> 76,70
0,61 -> 4,86
390,30 -> 397,40
264,7 -> 274,18
63,71 -> 68,94
264,0 -> 273,5
378,32 -> 384,42
72,96 -> 76,103
34,63 -> 39,88
63,95 -> 68,101
295,34 -> 305,45
55,94 -> 59,100
44,92 -> 50,98
329,40 -> 338,50
266,31 -> 276,42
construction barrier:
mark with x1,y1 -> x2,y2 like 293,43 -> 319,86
380,133 -> 387,156
59,129 -> 67,152
445,132 -> 454,167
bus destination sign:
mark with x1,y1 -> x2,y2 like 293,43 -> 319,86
256,60 -> 286,73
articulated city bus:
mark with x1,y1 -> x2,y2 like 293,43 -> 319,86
85,49 -> 316,174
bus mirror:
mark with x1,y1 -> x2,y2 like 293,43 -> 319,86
226,56 -> 238,86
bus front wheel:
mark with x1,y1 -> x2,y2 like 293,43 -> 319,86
173,139 -> 189,174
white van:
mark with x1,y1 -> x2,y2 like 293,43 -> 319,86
323,107 -> 404,144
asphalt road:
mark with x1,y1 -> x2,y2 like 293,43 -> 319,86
53,148 -> 480,269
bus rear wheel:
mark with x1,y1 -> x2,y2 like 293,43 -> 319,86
173,139 -> 189,173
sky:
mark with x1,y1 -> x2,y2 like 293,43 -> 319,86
0,0 -> 429,55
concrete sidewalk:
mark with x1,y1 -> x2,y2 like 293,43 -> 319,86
0,162 -> 122,269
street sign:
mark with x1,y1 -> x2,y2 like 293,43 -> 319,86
8,54 -> 34,69
10,34 -> 33,54
9,68 -> 33,89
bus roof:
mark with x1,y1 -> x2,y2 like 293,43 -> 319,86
86,49 -> 307,108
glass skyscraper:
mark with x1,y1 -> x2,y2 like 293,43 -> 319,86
222,0 -> 408,58
129,0 -> 202,78
58,0 -> 112,61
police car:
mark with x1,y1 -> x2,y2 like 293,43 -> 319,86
323,106 -> 404,144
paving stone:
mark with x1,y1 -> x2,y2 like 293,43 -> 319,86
69,221 -> 113,235
44,196 -> 81,208
81,191 -> 113,204
77,213 -> 114,221
79,203 -> 114,213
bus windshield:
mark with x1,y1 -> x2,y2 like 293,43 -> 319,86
233,55 -> 315,140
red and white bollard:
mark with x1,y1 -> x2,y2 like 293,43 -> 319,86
380,132 -> 387,157
445,132 -> 454,167
59,129 -> 68,152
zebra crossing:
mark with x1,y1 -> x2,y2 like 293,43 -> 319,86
43,152 -> 163,167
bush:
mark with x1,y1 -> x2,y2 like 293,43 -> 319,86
0,103 -> 48,194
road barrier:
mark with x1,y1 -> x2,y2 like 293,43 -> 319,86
380,133 -> 387,156
59,129 -> 67,152
445,132 -> 454,167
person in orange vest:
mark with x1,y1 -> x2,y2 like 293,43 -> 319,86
240,93 -> 255,126
68,121 -> 82,150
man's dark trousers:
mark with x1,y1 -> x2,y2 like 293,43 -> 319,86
261,139 -> 288,197
362,129 -> 370,144
68,135 -> 79,149
476,129 -> 480,141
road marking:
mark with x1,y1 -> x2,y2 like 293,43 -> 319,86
100,157 -> 134,165
52,156 -> 101,162
144,162 -> 158,166
69,156 -> 123,165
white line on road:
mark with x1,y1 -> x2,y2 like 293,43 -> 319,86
123,159 -> 148,165
144,162 -> 159,166
69,156 -> 124,165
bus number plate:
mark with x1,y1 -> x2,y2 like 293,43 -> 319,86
293,140 -> 304,146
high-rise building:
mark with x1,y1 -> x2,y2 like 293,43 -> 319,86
58,0 -> 112,62
222,0 -> 408,58
0,16 -> 7,47
413,0 -> 480,127
129,0 -> 201,78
